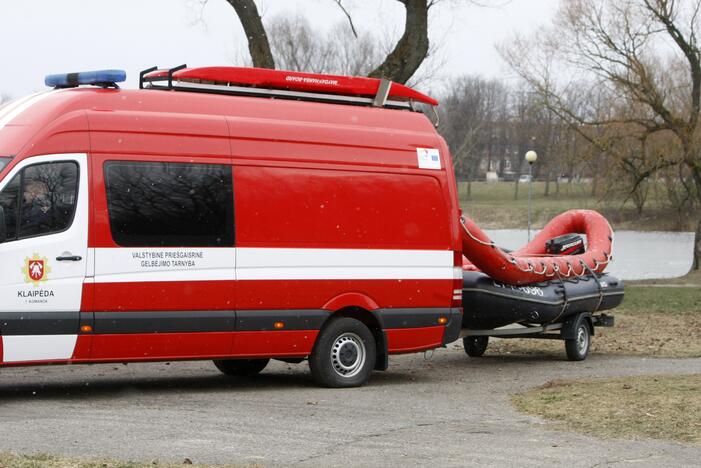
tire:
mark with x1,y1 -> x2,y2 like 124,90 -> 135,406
463,336 -> 489,357
213,359 -> 270,376
309,317 -> 376,388
565,321 -> 590,361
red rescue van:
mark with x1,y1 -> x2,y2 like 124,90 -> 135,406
0,66 -> 462,387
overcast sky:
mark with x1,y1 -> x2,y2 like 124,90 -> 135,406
0,0 -> 558,98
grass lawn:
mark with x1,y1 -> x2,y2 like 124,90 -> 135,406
487,271 -> 701,359
512,374 -> 701,445
460,181 -> 698,231
0,453 -> 256,468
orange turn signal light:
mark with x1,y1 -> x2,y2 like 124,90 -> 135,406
437,317 -> 448,325
274,321 -> 285,329
80,325 -> 93,333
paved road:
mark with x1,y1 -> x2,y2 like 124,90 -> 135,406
0,346 -> 699,467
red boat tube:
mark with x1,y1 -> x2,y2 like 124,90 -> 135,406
461,209 -> 614,285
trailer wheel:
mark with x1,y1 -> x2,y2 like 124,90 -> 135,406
463,336 -> 489,357
213,359 -> 270,376
309,317 -> 376,388
565,322 -> 590,361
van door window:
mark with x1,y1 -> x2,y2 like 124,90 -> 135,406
104,161 -> 234,247
19,162 -> 78,238
0,161 -> 78,242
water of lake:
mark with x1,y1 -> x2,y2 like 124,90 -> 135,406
483,229 -> 695,281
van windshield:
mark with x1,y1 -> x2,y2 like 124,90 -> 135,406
0,157 -> 10,172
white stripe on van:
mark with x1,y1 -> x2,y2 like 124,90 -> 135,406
0,90 -> 56,131
0,93 -> 41,121
93,247 -> 454,283
93,247 -> 236,284
1,335 -> 77,362
236,248 -> 454,280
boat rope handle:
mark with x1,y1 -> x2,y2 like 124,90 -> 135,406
459,216 -> 497,248
551,268 -> 569,323
460,212 -> 615,281
580,260 -> 605,311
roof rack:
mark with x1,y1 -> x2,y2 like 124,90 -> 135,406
138,64 -> 438,110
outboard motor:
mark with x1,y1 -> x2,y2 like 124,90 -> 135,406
545,234 -> 586,255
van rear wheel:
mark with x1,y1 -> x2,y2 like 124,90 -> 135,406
213,359 -> 270,376
309,317 -> 376,388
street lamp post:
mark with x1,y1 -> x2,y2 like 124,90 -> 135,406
525,150 -> 538,242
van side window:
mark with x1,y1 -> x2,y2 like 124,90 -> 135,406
0,162 -> 78,242
104,161 -> 234,247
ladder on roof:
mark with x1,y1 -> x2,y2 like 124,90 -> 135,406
138,64 -> 432,110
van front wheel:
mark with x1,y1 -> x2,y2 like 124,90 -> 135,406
309,317 -> 376,388
213,359 -> 270,376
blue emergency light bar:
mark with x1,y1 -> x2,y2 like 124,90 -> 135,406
45,69 -> 127,88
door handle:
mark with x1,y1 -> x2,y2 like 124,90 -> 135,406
56,255 -> 82,262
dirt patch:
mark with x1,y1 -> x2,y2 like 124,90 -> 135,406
0,453 -> 257,468
486,312 -> 701,359
512,374 -> 701,445
480,282 -> 701,359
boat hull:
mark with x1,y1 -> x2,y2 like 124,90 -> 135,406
461,271 -> 625,330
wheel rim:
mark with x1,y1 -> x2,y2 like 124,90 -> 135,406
576,325 -> 589,356
330,332 -> 366,378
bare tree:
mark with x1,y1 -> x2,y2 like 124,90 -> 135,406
265,15 -> 385,76
501,0 -> 701,269
208,0 -> 488,84
224,0 -> 275,69
439,76 -> 510,194
367,0 -> 430,83
206,0 -> 431,82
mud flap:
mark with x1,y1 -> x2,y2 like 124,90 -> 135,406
374,330 -> 389,371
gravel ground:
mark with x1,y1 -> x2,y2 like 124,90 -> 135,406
0,346 -> 699,467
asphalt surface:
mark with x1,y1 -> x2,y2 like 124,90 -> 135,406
0,345 -> 699,467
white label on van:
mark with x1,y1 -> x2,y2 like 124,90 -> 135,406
417,148 -> 441,170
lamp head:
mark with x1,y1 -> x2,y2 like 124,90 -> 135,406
525,150 -> 538,164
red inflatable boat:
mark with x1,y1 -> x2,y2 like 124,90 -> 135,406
461,209 -> 614,285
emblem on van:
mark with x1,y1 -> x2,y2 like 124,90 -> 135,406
417,148 -> 441,170
22,253 -> 51,286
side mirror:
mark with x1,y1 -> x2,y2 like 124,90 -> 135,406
0,205 -> 6,243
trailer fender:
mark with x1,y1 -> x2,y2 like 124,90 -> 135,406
561,312 -> 594,340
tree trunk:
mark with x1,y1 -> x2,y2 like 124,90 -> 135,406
226,0 -> 275,69
368,0 -> 429,84
544,171 -> 550,197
